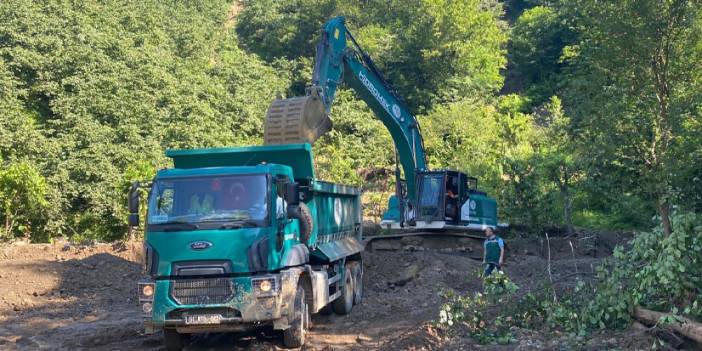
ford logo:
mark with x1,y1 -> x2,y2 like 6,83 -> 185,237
190,241 -> 212,250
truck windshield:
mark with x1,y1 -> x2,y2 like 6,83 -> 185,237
147,175 -> 268,230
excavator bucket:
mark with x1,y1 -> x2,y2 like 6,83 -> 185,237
263,94 -> 332,145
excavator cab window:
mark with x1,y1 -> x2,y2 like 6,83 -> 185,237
417,173 -> 444,221
467,177 -> 478,191
445,173 -> 460,223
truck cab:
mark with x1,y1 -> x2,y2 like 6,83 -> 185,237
129,144 -> 363,350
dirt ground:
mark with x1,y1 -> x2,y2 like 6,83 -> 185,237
0,232 -> 658,351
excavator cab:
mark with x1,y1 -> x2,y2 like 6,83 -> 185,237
415,170 -> 497,230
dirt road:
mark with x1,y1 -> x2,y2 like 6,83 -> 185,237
0,232 -> 651,350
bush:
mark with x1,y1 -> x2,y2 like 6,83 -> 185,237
0,161 -> 48,241
438,270 -> 520,344
439,213 -> 702,344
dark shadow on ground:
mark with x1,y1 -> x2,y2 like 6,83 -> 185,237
0,251 -> 291,350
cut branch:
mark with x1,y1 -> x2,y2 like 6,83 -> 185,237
633,306 -> 702,344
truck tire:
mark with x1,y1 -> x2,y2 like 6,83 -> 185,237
318,303 -> 333,315
163,329 -> 188,351
349,261 -> 363,305
283,285 -> 308,348
298,202 -> 313,245
332,266 -> 354,315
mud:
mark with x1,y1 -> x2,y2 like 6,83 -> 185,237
0,232 -> 654,350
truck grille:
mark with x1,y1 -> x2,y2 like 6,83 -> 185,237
170,278 -> 234,305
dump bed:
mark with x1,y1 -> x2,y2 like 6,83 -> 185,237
305,179 -> 362,262
166,143 -> 316,180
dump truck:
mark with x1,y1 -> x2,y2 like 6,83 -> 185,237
127,143 -> 363,350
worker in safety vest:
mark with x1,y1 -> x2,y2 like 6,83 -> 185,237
482,227 -> 504,277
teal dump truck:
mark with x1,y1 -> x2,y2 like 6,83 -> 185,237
128,143 -> 363,350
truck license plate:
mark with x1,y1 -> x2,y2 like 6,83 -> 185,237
184,314 -> 222,325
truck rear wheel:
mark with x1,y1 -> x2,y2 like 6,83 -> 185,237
332,266 -> 354,315
163,329 -> 188,351
283,285 -> 308,348
349,261 -> 363,305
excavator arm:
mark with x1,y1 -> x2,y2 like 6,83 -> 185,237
264,16 -> 499,231
265,17 -> 426,218
312,17 -> 427,198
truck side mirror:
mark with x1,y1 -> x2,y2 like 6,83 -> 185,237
285,182 -> 300,206
128,182 -> 140,227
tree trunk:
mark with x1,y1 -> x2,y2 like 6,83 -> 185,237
633,306 -> 702,344
5,215 -> 12,238
651,32 -> 673,237
560,165 -> 574,236
561,187 -> 574,236
658,199 -> 673,237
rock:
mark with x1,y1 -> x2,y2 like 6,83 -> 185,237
388,264 -> 421,287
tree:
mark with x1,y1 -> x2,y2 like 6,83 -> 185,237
236,0 -> 508,111
536,97 -> 581,234
0,161 -> 48,239
508,5 -> 575,107
563,0 -> 702,235
0,0 -> 290,241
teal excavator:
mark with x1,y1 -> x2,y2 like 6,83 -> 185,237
263,17 -> 498,234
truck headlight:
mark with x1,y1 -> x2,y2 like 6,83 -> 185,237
142,284 -> 154,298
138,281 -> 155,301
252,276 -> 279,297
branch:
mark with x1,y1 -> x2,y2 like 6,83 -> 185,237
633,306 -> 702,344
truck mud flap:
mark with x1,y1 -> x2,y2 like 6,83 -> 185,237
282,244 -> 309,267
315,237 -> 363,262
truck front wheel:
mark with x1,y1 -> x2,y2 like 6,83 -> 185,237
349,261 -> 363,305
283,285 -> 308,348
332,266 -> 354,315
163,329 -> 189,351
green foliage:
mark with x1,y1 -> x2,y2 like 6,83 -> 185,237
237,0 -> 507,111
313,89 -> 394,185
583,213 -> 702,326
2,0 -> 699,241
561,0 -> 702,232
438,270 -> 519,344
0,0 -> 289,241
0,161 -> 48,240
508,6 -> 574,107
440,213 -> 702,345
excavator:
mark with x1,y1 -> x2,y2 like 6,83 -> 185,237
263,17 -> 498,247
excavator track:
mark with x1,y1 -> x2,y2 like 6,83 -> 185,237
364,230 -> 485,254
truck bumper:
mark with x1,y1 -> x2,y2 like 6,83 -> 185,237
142,268 -> 304,334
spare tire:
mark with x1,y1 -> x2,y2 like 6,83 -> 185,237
298,202 -> 313,246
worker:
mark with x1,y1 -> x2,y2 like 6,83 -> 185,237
223,181 -> 247,210
482,227 -> 504,277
